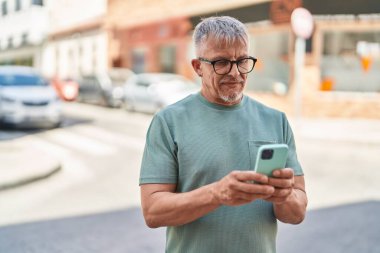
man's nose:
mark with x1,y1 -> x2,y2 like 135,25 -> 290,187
229,62 -> 240,76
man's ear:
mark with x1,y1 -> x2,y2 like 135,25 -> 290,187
191,59 -> 202,77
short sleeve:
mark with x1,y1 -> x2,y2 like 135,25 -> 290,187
139,114 -> 178,185
282,113 -> 304,176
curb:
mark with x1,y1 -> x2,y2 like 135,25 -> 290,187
0,164 -> 61,191
0,143 -> 63,191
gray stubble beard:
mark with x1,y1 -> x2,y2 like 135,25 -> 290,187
219,90 -> 243,103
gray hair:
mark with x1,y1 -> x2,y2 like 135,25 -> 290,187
193,16 -> 249,56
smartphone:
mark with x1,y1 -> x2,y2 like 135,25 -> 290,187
254,144 -> 289,177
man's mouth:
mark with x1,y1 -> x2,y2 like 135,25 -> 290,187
220,81 -> 243,86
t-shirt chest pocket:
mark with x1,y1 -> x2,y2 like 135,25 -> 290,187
248,140 -> 278,170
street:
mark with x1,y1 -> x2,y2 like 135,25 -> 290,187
0,101 -> 379,252
0,102 -> 152,226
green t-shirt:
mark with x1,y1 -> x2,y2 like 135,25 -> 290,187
140,92 -> 303,253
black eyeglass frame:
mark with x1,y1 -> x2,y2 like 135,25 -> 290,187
198,56 -> 257,75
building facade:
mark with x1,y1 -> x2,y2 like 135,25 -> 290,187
107,0 -> 380,118
2,0 -> 378,117
41,0 -> 108,79
0,0 -> 47,68
106,0 -> 270,79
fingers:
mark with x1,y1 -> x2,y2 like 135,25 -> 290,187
268,177 -> 294,188
265,169 -> 295,204
215,171 -> 276,206
268,168 -> 294,188
272,168 -> 294,179
228,171 -> 275,194
237,182 -> 275,195
232,170 -> 269,184
265,188 -> 293,204
272,188 -> 293,198
230,171 -> 275,194
215,170 -> 298,206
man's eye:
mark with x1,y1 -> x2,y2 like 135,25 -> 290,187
238,59 -> 248,64
214,60 -> 230,67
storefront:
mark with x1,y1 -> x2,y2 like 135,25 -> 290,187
313,17 -> 380,93
297,0 -> 379,93
191,0 -> 380,117
108,0 -> 380,117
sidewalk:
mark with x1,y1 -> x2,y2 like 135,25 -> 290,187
0,117 -> 379,191
0,141 -> 61,191
292,118 -> 380,145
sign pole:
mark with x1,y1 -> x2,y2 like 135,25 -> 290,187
291,7 -> 314,123
294,37 -> 305,120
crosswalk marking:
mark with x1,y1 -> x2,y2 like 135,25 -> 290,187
40,128 -> 118,156
1,124 -> 146,165
70,125 -> 145,151
22,136 -> 94,181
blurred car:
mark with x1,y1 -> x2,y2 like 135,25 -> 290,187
52,77 -> 79,101
77,68 -> 134,108
123,73 -> 199,113
0,66 -> 62,129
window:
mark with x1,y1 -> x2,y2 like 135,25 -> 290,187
8,37 -> 13,48
306,36 -> 313,53
76,43 -> 83,76
31,0 -> 43,6
1,1 -> 7,16
15,0 -> 21,11
21,33 -> 28,46
131,48 -> 147,74
0,73 -> 46,87
158,45 -> 176,73
321,30 -> 380,92
92,43 -> 97,74
247,30 -> 290,93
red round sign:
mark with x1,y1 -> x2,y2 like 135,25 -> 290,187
291,8 -> 314,39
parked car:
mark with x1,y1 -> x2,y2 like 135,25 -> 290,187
123,73 -> 199,113
0,66 -> 62,129
77,68 -> 134,108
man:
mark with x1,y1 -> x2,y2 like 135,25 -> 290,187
140,16 -> 307,253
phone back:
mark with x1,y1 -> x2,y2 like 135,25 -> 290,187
254,144 -> 289,176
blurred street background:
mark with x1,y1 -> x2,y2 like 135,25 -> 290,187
0,0 -> 380,252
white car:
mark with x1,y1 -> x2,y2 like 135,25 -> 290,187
123,73 -> 199,113
0,66 -> 62,128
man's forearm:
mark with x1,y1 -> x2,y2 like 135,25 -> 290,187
143,183 -> 220,228
273,188 -> 307,224
142,171 -> 275,228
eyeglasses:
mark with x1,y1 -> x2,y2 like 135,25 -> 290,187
198,56 -> 257,75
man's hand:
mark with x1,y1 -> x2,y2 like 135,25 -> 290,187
212,170 -> 275,206
262,169 -> 307,224
265,168 -> 295,204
